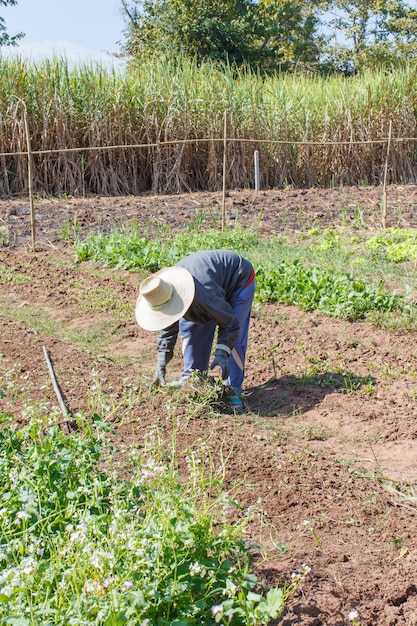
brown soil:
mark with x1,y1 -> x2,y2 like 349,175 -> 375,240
1,185 -> 417,625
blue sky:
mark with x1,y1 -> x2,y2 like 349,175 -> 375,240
1,0 -> 126,66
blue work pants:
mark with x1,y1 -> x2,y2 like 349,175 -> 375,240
178,279 -> 255,395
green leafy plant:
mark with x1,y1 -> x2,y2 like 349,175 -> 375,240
75,227 -> 259,270
365,228 -> 417,263
76,231 -> 165,271
313,228 -> 342,252
0,411 -> 303,625
75,225 -> 417,325
256,260 -> 408,321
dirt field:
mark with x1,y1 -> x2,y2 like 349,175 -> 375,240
1,185 -> 417,625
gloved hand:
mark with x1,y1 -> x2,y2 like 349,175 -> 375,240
210,348 -> 230,380
152,351 -> 168,387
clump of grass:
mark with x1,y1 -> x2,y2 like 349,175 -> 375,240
0,266 -> 31,285
299,425 -> 329,441
0,226 -> 8,246
159,373 -> 238,420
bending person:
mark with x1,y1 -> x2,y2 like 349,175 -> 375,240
135,249 -> 255,413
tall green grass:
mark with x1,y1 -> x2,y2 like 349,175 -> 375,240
0,55 -> 417,196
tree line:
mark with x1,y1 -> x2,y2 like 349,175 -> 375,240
119,0 -> 417,75
2,0 -> 417,75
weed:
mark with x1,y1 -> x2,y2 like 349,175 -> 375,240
76,284 -> 132,321
86,368 -> 145,425
188,208 -> 206,231
299,425 -> 329,441
341,372 -> 376,394
0,302 -> 119,351
58,214 -> 82,243
0,266 -> 31,285
161,373 -> 230,420
383,477 -> 417,511
353,207 -> 366,229
0,226 -> 8,246
365,228 -> 417,263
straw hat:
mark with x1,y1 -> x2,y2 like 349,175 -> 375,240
135,266 -> 195,331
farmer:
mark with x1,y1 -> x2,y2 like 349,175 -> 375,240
135,249 -> 256,413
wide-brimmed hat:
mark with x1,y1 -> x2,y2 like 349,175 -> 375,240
135,266 -> 195,331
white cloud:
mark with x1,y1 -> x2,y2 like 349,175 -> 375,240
2,40 -> 125,70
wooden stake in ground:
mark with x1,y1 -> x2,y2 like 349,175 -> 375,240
22,102 -> 36,251
43,346 -> 72,429
381,120 -> 392,229
221,110 -> 227,231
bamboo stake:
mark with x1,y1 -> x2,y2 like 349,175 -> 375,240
221,110 -> 227,231
22,103 -> 36,251
43,346 -> 71,423
381,120 -> 392,229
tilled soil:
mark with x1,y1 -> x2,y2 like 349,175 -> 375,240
1,186 -> 417,625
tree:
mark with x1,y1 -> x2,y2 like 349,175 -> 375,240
381,3 -> 417,58
0,0 -> 24,46
323,0 -> 417,73
256,0 -> 328,69
121,0 -> 327,71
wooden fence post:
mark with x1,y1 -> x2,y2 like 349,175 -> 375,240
221,110 -> 227,231
20,99 -> 36,251
381,120 -> 392,229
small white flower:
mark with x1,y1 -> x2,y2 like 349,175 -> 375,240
348,609 -> 359,621
189,561 -> 202,576
122,579 -> 134,591
16,510 -> 30,520
103,577 -> 114,589
0,586 -> 12,597
83,581 -> 96,594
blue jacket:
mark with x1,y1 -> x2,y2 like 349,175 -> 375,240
157,249 -> 253,358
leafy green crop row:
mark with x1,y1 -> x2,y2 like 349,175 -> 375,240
256,261 -> 405,319
76,228 -> 259,272
75,226 -> 414,323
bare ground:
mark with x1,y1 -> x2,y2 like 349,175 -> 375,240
1,185 -> 417,625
